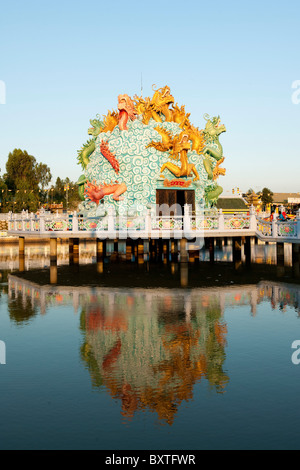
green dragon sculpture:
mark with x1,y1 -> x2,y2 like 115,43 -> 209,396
201,114 -> 227,205
77,117 -> 104,169
204,184 -> 223,206
202,114 -> 226,179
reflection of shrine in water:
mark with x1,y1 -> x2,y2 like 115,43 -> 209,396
8,275 -> 300,424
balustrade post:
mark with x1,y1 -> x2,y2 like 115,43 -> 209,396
21,210 -> 26,231
30,213 -> 34,231
8,212 -> 12,231
39,213 -> 45,233
107,207 -> 115,236
72,211 -> 78,232
297,209 -> 300,241
183,204 -> 191,234
249,205 -> 257,231
145,208 -> 152,236
272,219 -> 277,238
218,209 -> 224,231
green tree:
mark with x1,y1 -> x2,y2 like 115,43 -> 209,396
48,177 -> 80,211
259,187 -> 273,206
4,149 -> 51,212
0,173 -> 8,212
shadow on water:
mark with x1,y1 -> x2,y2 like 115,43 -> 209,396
6,258 -> 299,290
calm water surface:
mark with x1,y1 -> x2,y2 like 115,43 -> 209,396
0,241 -> 300,450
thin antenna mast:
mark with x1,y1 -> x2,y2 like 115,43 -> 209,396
141,73 -> 143,98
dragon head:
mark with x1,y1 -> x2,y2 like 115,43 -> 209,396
118,94 -> 137,130
170,132 -> 191,159
203,114 -> 226,138
88,117 -> 104,137
150,85 -> 175,111
118,94 -> 137,119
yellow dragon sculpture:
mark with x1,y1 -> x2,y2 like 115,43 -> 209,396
101,110 -> 119,133
134,85 -> 175,124
147,126 -> 200,181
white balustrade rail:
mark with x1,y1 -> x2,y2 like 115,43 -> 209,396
5,206 -> 300,242
256,216 -> 299,241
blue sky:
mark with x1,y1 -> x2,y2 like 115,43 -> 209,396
0,0 -> 299,194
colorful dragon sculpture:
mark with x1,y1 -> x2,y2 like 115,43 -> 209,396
84,180 -> 127,203
147,127 -> 201,181
77,117 -> 104,169
134,85 -> 175,124
202,114 -> 226,180
117,94 -> 137,131
100,140 -> 120,174
77,85 -> 228,209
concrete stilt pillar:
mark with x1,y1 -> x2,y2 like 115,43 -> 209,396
292,244 -> 300,278
232,236 -> 242,270
162,241 -> 169,264
96,239 -> 104,273
180,238 -> 188,287
216,237 -> 223,249
19,236 -> 25,256
150,239 -> 156,262
157,239 -> 163,262
180,238 -> 188,263
208,237 -> 215,264
126,239 -> 133,262
50,238 -> 57,263
50,238 -> 58,284
244,236 -> 251,266
144,240 -> 150,262
73,238 -> 79,265
276,242 -> 285,266
276,242 -> 285,277
96,239 -> 104,260
69,238 -> 74,265
19,237 -> 25,272
138,239 -> 144,265
171,239 -> 178,263
133,241 -> 138,261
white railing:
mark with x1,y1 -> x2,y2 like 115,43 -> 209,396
256,216 -> 299,241
6,207 -> 300,242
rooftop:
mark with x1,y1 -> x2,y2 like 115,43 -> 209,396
272,193 -> 300,203
216,198 -> 248,210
